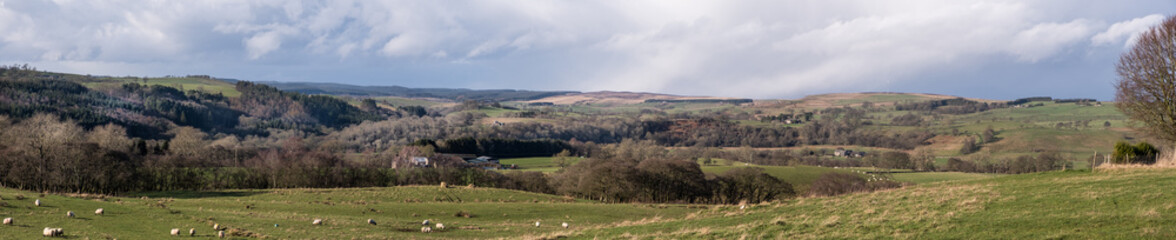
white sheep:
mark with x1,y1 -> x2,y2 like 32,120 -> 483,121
189,228 -> 196,236
171,228 -> 180,236
740,205 -> 746,210
94,208 -> 104,215
217,230 -> 225,238
312,219 -> 323,225
535,221 -> 541,227
2,217 -> 11,225
213,223 -> 221,231
42,227 -> 63,237
562,222 -> 569,228
435,223 -> 444,230
367,219 -> 377,225
66,211 -> 75,218
34,199 -> 41,207
421,226 -> 432,233
422,219 -> 430,226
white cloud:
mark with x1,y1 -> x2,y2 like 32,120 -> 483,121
1091,14 -> 1166,48
0,0 -> 1172,99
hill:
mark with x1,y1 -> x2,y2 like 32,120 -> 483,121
258,81 -> 578,102
524,91 -> 749,106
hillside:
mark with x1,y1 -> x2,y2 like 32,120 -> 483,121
566,169 -> 1176,239
258,81 -> 577,102
525,91 -> 748,106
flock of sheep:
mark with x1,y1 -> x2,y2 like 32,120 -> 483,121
6,197 -> 575,237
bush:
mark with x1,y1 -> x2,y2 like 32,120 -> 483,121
1113,141 -> 1160,164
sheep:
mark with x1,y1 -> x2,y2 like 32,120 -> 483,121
170,228 -> 180,236
422,219 -> 430,226
535,221 -> 541,227
312,219 -> 323,225
435,223 -> 444,230
94,208 -> 104,215
43,227 -> 64,237
740,205 -> 746,210
421,226 -> 432,233
562,222 -> 569,228
367,219 -> 377,225
45,227 -> 63,237
66,211 -> 75,218
213,223 -> 221,231
440,182 -> 448,188
217,230 -> 225,238
189,228 -> 196,236
34,199 -> 41,207
3,217 -> 11,225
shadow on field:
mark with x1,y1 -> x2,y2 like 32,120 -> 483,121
129,191 -> 266,199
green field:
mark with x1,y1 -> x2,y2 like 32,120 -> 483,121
570,169 -> 1176,239
0,186 -> 699,239
3,169 -> 1172,239
81,76 -> 242,97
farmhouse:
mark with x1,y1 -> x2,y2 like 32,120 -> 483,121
412,157 -> 430,167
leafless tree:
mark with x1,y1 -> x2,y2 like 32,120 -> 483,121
1116,15 -> 1176,144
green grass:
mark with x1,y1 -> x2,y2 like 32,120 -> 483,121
497,157 -> 580,173
81,77 -> 241,97
572,169 -> 1176,239
0,186 -> 699,239
889,171 -> 999,184
701,164 -> 854,194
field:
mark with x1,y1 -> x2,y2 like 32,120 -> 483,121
80,76 -> 242,97
570,168 -> 1176,239
2,169 -> 1172,239
0,186 -> 700,239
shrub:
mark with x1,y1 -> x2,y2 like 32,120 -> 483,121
1113,141 -> 1160,164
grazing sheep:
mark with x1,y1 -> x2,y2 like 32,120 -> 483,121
66,211 -> 75,218
535,221 -> 541,227
94,208 -> 104,215
217,230 -> 225,238
171,228 -> 180,236
435,223 -> 444,230
562,222 -> 569,228
213,223 -> 221,231
42,227 -> 63,237
422,219 -> 430,226
189,228 -> 196,236
740,205 -> 746,210
367,219 -> 376,225
421,226 -> 432,233
312,219 -> 323,225
440,182 -> 447,188
3,217 -> 11,225
34,199 -> 41,207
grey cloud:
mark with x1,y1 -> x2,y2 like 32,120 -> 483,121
0,0 -> 1173,99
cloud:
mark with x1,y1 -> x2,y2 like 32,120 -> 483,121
0,0 -> 1173,99
1091,14 -> 1166,48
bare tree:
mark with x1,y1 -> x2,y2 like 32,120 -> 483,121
1116,15 -> 1176,143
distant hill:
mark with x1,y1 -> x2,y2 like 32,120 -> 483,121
257,81 -> 578,102
526,91 -> 749,105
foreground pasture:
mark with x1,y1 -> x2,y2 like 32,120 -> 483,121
0,186 -> 698,239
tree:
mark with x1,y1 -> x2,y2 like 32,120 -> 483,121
1115,15 -> 1176,143
959,137 -> 978,155
982,126 -> 996,143
553,149 -> 573,168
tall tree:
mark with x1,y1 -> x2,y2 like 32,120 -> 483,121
1115,15 -> 1176,144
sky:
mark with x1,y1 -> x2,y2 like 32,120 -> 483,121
1,0 -> 1173,100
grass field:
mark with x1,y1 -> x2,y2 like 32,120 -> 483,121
568,168 -> 1176,239
81,76 -> 242,97
4,169 -> 1172,239
0,186 -> 700,239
